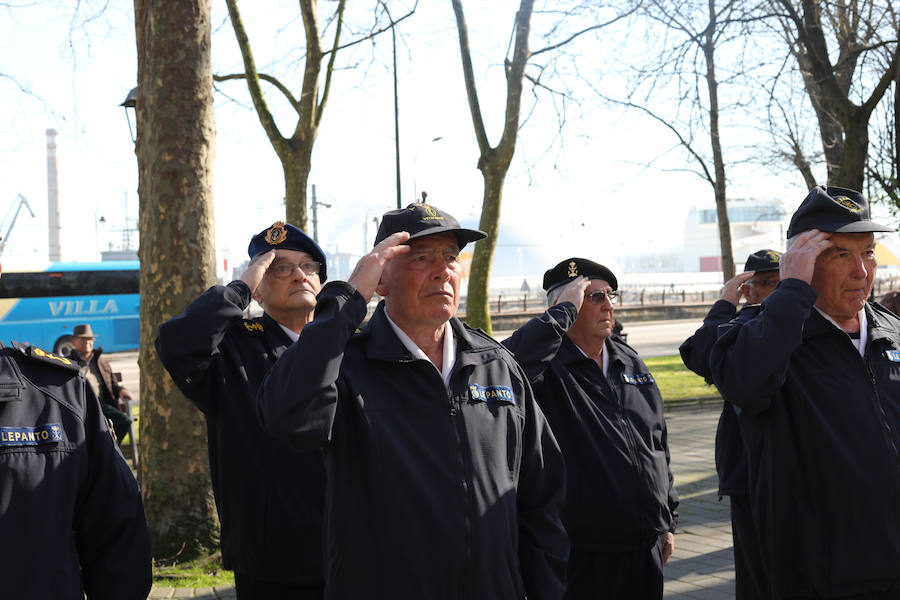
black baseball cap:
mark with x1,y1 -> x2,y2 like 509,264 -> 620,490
374,203 -> 487,249
786,186 -> 893,238
744,249 -> 781,272
543,258 -> 618,293
248,221 -> 327,281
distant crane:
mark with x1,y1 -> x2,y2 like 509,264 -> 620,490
0,194 -> 36,257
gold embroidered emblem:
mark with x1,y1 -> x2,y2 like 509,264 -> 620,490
264,221 -> 288,245
567,261 -> 578,277
833,196 -> 863,213
423,204 -> 437,217
33,347 -> 72,365
765,250 -> 781,262
242,321 -> 264,333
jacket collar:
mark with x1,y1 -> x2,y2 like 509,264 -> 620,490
360,301 -> 491,363
803,302 -> 899,346
261,312 -> 293,357
557,334 -> 631,369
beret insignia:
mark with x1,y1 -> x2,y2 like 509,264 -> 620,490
264,221 -> 288,245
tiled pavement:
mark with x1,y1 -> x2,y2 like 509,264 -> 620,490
149,403 -> 734,599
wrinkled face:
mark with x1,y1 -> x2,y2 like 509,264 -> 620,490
255,249 -> 322,314
71,336 -> 95,356
377,233 -> 461,329
569,279 -> 616,343
744,270 -> 780,304
810,232 -> 876,323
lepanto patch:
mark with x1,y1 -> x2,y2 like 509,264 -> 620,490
0,424 -> 63,446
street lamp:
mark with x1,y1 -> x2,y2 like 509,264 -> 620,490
120,87 -> 137,143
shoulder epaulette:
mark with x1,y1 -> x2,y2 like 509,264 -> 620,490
238,319 -> 265,336
11,342 -> 79,372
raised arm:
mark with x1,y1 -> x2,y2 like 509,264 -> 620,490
256,232 -> 410,450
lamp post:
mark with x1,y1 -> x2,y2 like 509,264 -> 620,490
120,87 -> 137,143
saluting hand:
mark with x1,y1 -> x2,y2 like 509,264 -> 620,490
240,249 -> 277,294
554,276 -> 590,312
720,271 -> 755,306
348,231 -> 411,303
781,229 -> 832,284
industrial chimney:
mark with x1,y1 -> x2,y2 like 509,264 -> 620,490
46,128 -> 61,262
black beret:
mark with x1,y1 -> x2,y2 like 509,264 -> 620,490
543,258 -> 618,293
787,186 -> 893,238
743,249 -> 781,272
374,203 -> 486,249
247,221 -> 327,282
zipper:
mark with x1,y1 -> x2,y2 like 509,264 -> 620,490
446,365 -> 472,599
863,346 -> 900,474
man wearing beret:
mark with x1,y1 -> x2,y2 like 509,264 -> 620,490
503,258 -> 678,600
156,222 -> 327,599
257,203 -> 569,599
710,186 -> 900,598
680,249 -> 781,600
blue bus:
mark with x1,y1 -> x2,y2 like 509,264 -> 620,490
0,261 -> 140,355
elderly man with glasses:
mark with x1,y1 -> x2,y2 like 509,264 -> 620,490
503,258 -> 678,600
155,221 -> 327,599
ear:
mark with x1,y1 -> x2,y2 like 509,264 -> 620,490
375,276 -> 388,297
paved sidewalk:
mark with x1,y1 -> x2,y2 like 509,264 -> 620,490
150,403 -> 733,599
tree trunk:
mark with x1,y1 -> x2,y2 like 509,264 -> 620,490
283,146 -> 312,229
704,1 -> 734,281
832,110 -> 869,190
134,0 -> 218,560
466,170 -> 505,335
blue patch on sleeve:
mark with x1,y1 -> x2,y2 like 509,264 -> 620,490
886,350 -> 900,363
623,372 -> 656,385
0,424 -> 63,446
469,384 -> 516,405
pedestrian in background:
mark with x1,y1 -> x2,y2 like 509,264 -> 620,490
66,323 -> 135,444
156,221 -> 327,599
504,258 -> 678,600
711,186 -> 900,598
680,249 -> 781,599
257,203 -> 569,600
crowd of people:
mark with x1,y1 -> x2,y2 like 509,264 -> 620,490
2,185 -> 900,599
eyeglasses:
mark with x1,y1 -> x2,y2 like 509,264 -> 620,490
268,261 -> 321,278
746,278 -> 778,289
585,290 -> 618,305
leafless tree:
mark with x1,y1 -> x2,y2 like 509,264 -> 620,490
592,0 -> 768,283
451,0 -> 638,333
216,0 -> 416,229
770,0 -> 899,191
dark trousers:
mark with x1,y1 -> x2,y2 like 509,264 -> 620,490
99,402 -> 132,445
565,539 -> 663,600
234,572 -> 324,600
730,494 -> 769,600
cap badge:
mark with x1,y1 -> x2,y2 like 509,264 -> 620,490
264,221 -> 288,245
765,250 -> 780,262
833,196 -> 863,213
568,261 -> 578,277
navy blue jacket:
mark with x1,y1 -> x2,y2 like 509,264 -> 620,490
0,342 -> 151,599
257,281 -> 569,600
155,281 -> 325,584
504,303 -> 678,551
679,299 -> 749,497
710,278 -> 900,598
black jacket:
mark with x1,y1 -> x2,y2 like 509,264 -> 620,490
679,299 -> 748,497
710,278 -> 900,598
155,280 -> 325,584
0,342 -> 151,599
257,281 -> 569,600
503,303 -> 678,550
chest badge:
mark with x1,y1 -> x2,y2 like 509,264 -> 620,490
885,349 -> 900,363
469,384 -> 516,405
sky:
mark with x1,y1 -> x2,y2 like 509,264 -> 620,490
0,0 -> 823,281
